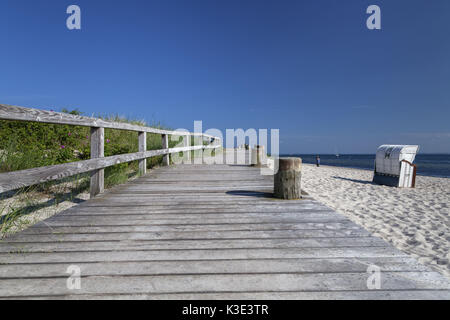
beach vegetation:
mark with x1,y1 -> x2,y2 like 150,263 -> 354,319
0,108 -> 183,236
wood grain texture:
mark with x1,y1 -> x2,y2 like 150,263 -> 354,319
274,158 -> 302,200
0,152 -> 449,299
90,127 -> 104,198
138,132 -> 147,175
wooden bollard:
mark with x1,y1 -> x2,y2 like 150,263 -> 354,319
274,158 -> 302,200
256,145 -> 265,166
251,145 -> 265,167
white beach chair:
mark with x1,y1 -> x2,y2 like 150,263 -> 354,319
373,145 -> 419,188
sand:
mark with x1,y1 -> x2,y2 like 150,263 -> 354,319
0,188 -> 90,237
301,164 -> 450,278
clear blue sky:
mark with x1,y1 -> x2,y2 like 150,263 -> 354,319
1,0 -> 449,154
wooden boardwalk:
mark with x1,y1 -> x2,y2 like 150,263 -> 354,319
1,162 -> 450,299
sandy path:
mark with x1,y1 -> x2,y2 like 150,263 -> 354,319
301,164 -> 450,278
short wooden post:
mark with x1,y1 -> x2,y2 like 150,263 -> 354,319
274,157 -> 302,200
138,131 -> 147,175
256,145 -> 265,166
251,145 -> 265,167
201,134 -> 205,164
162,134 -> 170,166
90,127 -> 104,198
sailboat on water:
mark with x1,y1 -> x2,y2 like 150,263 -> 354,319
334,146 -> 340,158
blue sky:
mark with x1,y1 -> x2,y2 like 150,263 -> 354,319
1,0 -> 449,154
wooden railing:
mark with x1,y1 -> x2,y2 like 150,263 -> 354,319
0,104 -> 221,197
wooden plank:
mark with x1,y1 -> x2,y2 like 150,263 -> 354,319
75,202 -> 327,210
23,221 -> 361,234
138,132 -> 146,175
32,216 -> 350,227
0,229 -> 373,243
90,127 -> 104,197
0,237 -> 388,254
0,257 -> 431,278
44,212 -> 348,222
0,103 -> 217,138
23,290 -> 447,300
1,272 -> 449,297
0,247 -> 409,264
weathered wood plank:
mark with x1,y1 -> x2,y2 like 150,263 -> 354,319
4,290 -> 449,300
1,272 -> 449,297
0,257 -> 430,278
32,216 -> 350,227
1,229 -> 372,243
0,103 -> 216,138
71,203 -> 329,211
0,247 -> 409,265
23,221 -> 361,234
0,237 -> 388,254
24,290 -> 447,300
44,212 -> 348,223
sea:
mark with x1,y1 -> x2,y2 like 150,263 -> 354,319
280,154 -> 450,178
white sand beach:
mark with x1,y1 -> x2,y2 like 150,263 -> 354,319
301,164 -> 450,278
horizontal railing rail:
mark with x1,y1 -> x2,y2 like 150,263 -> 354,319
0,104 -> 214,138
0,104 -> 221,197
0,145 -> 216,194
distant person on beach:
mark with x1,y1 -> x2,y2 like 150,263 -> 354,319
316,155 -> 320,167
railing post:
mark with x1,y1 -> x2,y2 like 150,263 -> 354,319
90,127 -> 104,198
201,134 -> 205,164
162,134 -> 170,166
138,132 -> 147,175
184,135 -> 191,164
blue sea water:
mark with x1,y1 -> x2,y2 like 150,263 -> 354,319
281,154 -> 450,178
